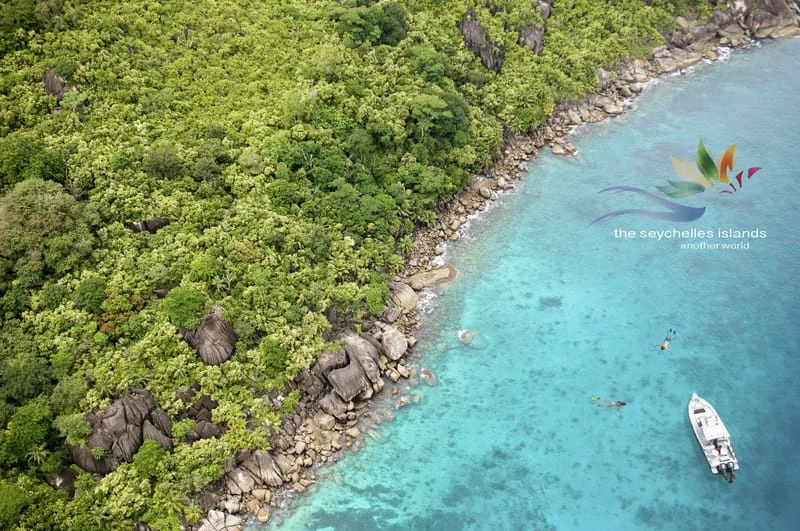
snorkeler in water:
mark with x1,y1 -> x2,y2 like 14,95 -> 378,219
655,328 -> 676,352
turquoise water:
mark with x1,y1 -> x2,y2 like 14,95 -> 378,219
251,38 -> 800,531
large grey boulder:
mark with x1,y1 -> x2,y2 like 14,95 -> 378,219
239,451 -> 285,488
733,0 -> 800,38
406,266 -> 457,290
313,412 -> 336,431
459,9 -> 504,73
341,334 -> 381,383
328,360 -> 371,402
389,281 -> 418,311
225,468 -> 255,496
187,420 -> 224,443
68,388 -> 172,475
42,68 -> 66,99
129,217 -> 170,234
539,1 -> 552,20
314,349 -> 348,382
183,305 -> 238,365
295,368 -> 325,399
381,326 -> 408,361
319,391 -> 348,419
517,24 -> 544,55
199,510 -> 243,531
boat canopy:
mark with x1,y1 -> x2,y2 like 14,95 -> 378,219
700,417 -> 728,442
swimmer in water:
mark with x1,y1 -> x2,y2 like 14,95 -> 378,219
592,397 -> 627,410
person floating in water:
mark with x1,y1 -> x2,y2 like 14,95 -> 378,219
655,328 -> 677,352
592,397 -> 626,410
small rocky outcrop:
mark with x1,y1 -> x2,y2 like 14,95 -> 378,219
42,68 -> 67,100
177,389 -> 226,443
517,24 -> 544,55
459,9 -> 504,73
341,334 -> 381,383
379,324 -> 408,361
389,281 -> 419,312
68,388 -> 172,475
314,349 -> 348,382
539,0 -> 553,20
198,510 -> 243,531
319,391 -> 349,419
734,0 -> 800,38
327,336 -> 379,401
53,468 -> 77,496
405,266 -> 457,290
130,217 -> 171,234
515,0 -> 552,55
294,369 -> 325,400
183,305 -> 238,365
153,288 -> 170,298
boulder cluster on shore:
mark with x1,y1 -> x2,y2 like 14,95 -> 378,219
193,5 -> 800,530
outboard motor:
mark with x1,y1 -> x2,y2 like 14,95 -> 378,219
726,462 -> 735,483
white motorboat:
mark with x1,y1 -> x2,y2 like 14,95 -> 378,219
688,393 -> 739,483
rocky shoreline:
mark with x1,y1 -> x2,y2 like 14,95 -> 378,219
193,5 -> 800,530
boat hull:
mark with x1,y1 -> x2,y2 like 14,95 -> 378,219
688,393 -> 739,479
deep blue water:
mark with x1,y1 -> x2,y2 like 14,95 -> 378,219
250,38 -> 800,531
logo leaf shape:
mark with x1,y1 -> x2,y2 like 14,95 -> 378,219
717,144 -> 736,184
696,139 -> 719,184
656,180 -> 706,198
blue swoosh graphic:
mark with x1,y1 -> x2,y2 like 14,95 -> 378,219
590,186 -> 706,225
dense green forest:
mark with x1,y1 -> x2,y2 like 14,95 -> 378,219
0,0 -> 712,528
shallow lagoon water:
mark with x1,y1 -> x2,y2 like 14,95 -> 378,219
251,38 -> 800,531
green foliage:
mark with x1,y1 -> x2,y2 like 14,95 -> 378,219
0,480 -> 31,530
333,1 -> 408,48
161,286 -> 207,329
651,0 -> 713,19
0,0 -> 40,56
89,446 -> 105,460
279,389 -> 301,414
49,349 -> 75,381
0,136 -> 67,191
189,254 -> 220,282
72,276 -> 106,314
260,337 -> 288,378
0,350 -> 52,407
364,272 -> 390,315
52,413 -> 92,445
1,396 -> 52,469
0,179 -> 83,276
237,147 -> 265,175
133,440 -> 166,478
38,282 -> 68,310
0,325 -> 53,409
53,58 -> 79,79
49,375 -> 87,415
144,142 -> 182,180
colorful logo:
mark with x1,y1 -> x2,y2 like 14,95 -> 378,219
590,140 -> 762,224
